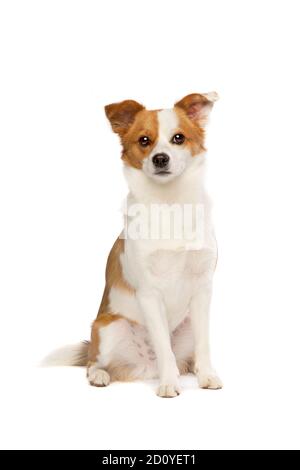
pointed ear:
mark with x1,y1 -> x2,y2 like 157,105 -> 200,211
175,92 -> 219,126
104,100 -> 145,135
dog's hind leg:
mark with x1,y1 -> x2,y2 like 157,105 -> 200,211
86,313 -> 121,387
87,313 -> 158,386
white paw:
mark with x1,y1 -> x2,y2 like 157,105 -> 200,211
87,366 -> 110,387
157,383 -> 181,398
197,372 -> 223,390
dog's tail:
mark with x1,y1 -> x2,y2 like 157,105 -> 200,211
41,341 -> 89,367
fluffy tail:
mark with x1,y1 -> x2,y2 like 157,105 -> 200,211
41,341 -> 89,367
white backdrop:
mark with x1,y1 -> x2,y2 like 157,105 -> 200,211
1,0 -> 300,450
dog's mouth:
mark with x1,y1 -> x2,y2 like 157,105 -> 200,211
154,170 -> 172,176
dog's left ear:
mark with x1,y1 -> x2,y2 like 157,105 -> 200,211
175,92 -> 219,126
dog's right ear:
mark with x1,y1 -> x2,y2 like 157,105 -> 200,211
104,100 -> 145,136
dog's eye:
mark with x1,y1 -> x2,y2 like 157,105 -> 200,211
172,133 -> 185,145
139,136 -> 151,147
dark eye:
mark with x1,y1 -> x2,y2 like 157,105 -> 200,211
139,136 -> 151,147
172,133 -> 185,145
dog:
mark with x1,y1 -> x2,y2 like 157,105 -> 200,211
45,93 -> 222,398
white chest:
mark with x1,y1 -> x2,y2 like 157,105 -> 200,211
120,242 -> 217,330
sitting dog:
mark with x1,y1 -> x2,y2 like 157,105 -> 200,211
46,93 -> 222,398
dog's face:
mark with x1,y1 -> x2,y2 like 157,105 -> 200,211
105,93 -> 218,183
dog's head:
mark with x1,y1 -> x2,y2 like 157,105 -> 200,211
105,93 -> 218,183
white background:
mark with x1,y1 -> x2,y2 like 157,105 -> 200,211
1,0 -> 300,450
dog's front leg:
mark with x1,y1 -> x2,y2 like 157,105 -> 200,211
137,290 -> 180,398
190,284 -> 223,389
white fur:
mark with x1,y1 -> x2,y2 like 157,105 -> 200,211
190,287 -> 222,389
94,319 -> 158,380
203,91 -> 219,103
41,342 -> 88,366
87,364 -> 110,386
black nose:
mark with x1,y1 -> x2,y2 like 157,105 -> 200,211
152,153 -> 170,169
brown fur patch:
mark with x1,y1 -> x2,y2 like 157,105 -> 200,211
105,99 -> 158,168
107,362 -> 138,382
96,312 -> 123,327
121,110 -> 158,169
97,237 -> 134,316
177,358 -> 194,375
88,320 -> 101,363
174,107 -> 206,155
105,237 -> 134,294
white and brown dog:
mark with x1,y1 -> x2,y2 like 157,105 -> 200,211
46,93 -> 222,398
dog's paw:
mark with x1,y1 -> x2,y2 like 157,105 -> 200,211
197,371 -> 223,390
87,366 -> 110,387
157,383 -> 181,398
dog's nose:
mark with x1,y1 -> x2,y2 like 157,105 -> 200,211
152,153 -> 170,169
